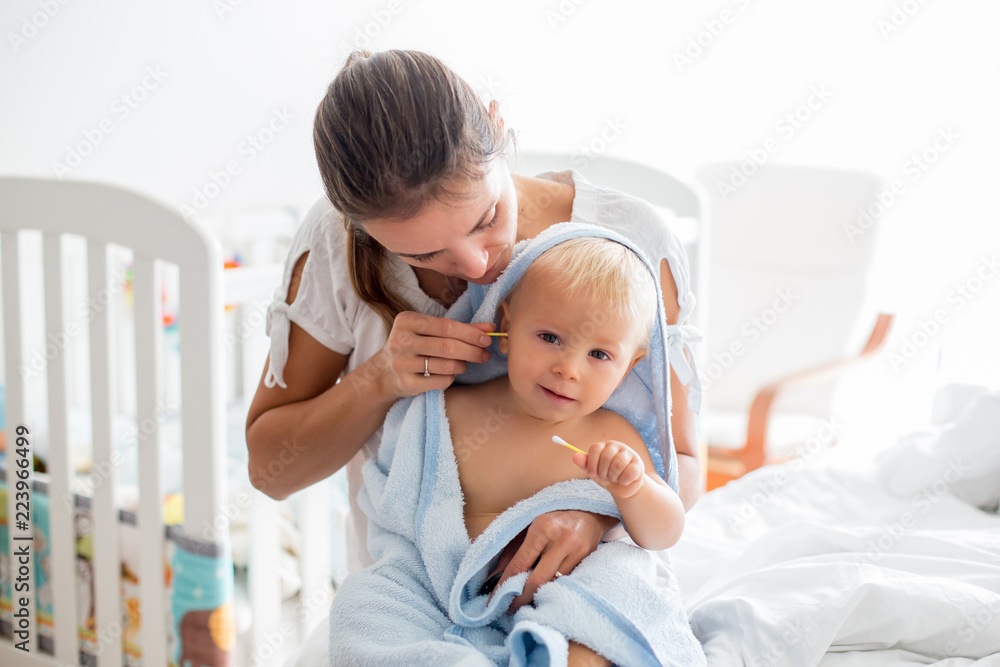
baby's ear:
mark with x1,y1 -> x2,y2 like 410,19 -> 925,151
617,349 -> 646,388
497,301 -> 511,354
628,349 -> 647,372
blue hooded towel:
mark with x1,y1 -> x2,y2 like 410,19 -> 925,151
329,222 -> 706,666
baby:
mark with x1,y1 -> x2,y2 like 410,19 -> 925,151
445,236 -> 685,663
329,234 -> 698,667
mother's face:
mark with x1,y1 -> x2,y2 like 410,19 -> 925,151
361,159 -> 519,284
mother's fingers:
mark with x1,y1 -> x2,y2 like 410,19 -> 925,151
418,356 -> 468,378
401,311 -> 495,348
487,528 -> 530,603
507,550 -> 566,615
498,524 -> 559,613
418,335 -> 491,365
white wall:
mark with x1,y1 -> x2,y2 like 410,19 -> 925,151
2,0 -> 998,436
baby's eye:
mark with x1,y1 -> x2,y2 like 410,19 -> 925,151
539,332 -> 559,345
589,350 -> 610,361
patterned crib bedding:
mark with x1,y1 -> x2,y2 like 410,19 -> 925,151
0,470 -> 235,666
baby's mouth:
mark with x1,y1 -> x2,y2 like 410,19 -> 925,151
540,385 -> 575,404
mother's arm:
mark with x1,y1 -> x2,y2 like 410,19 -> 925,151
246,253 -> 495,500
660,258 -> 702,511
245,256 -> 395,500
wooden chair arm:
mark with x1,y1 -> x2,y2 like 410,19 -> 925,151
741,312 -> 895,471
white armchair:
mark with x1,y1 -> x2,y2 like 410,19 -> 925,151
694,162 -> 894,488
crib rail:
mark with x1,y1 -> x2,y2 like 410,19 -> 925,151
0,177 -> 226,667
1,179 -> 335,667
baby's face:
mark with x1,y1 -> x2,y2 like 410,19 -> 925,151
498,265 -> 646,422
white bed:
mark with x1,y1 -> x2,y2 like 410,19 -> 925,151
678,463 -> 1000,665
290,383 -> 1000,666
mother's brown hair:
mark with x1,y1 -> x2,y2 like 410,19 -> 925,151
313,49 -> 514,334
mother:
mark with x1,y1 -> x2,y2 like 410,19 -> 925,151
246,49 -> 702,614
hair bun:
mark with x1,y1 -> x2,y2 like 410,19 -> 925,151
344,50 -> 373,69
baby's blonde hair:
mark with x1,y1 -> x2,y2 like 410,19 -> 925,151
512,236 -> 658,349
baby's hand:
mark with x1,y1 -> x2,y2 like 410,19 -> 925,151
572,440 -> 645,499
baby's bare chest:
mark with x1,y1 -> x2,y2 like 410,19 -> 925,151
449,411 -> 589,540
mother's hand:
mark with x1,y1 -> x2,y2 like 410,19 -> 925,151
377,311 -> 495,399
488,510 -> 618,614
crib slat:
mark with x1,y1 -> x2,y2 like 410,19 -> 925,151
1,231 -> 37,655
178,266 -> 226,537
132,255 -> 168,667
298,482 -> 332,635
87,240 -> 123,667
249,495 -> 282,667
42,233 -> 79,665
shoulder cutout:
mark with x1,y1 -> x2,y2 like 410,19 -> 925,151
286,251 -> 309,305
659,257 -> 681,325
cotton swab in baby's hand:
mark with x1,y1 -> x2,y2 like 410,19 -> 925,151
552,435 -> 587,455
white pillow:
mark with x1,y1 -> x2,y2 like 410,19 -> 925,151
876,383 -> 1000,511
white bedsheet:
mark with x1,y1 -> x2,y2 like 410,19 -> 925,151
675,458 -> 1000,667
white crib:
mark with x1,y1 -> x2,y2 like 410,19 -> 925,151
0,177 -> 333,667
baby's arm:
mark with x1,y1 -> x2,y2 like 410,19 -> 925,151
572,439 -> 684,551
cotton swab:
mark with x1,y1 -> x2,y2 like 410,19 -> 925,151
552,435 -> 587,455
485,332 -> 507,336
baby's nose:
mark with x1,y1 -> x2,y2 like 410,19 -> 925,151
552,354 -> 582,380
